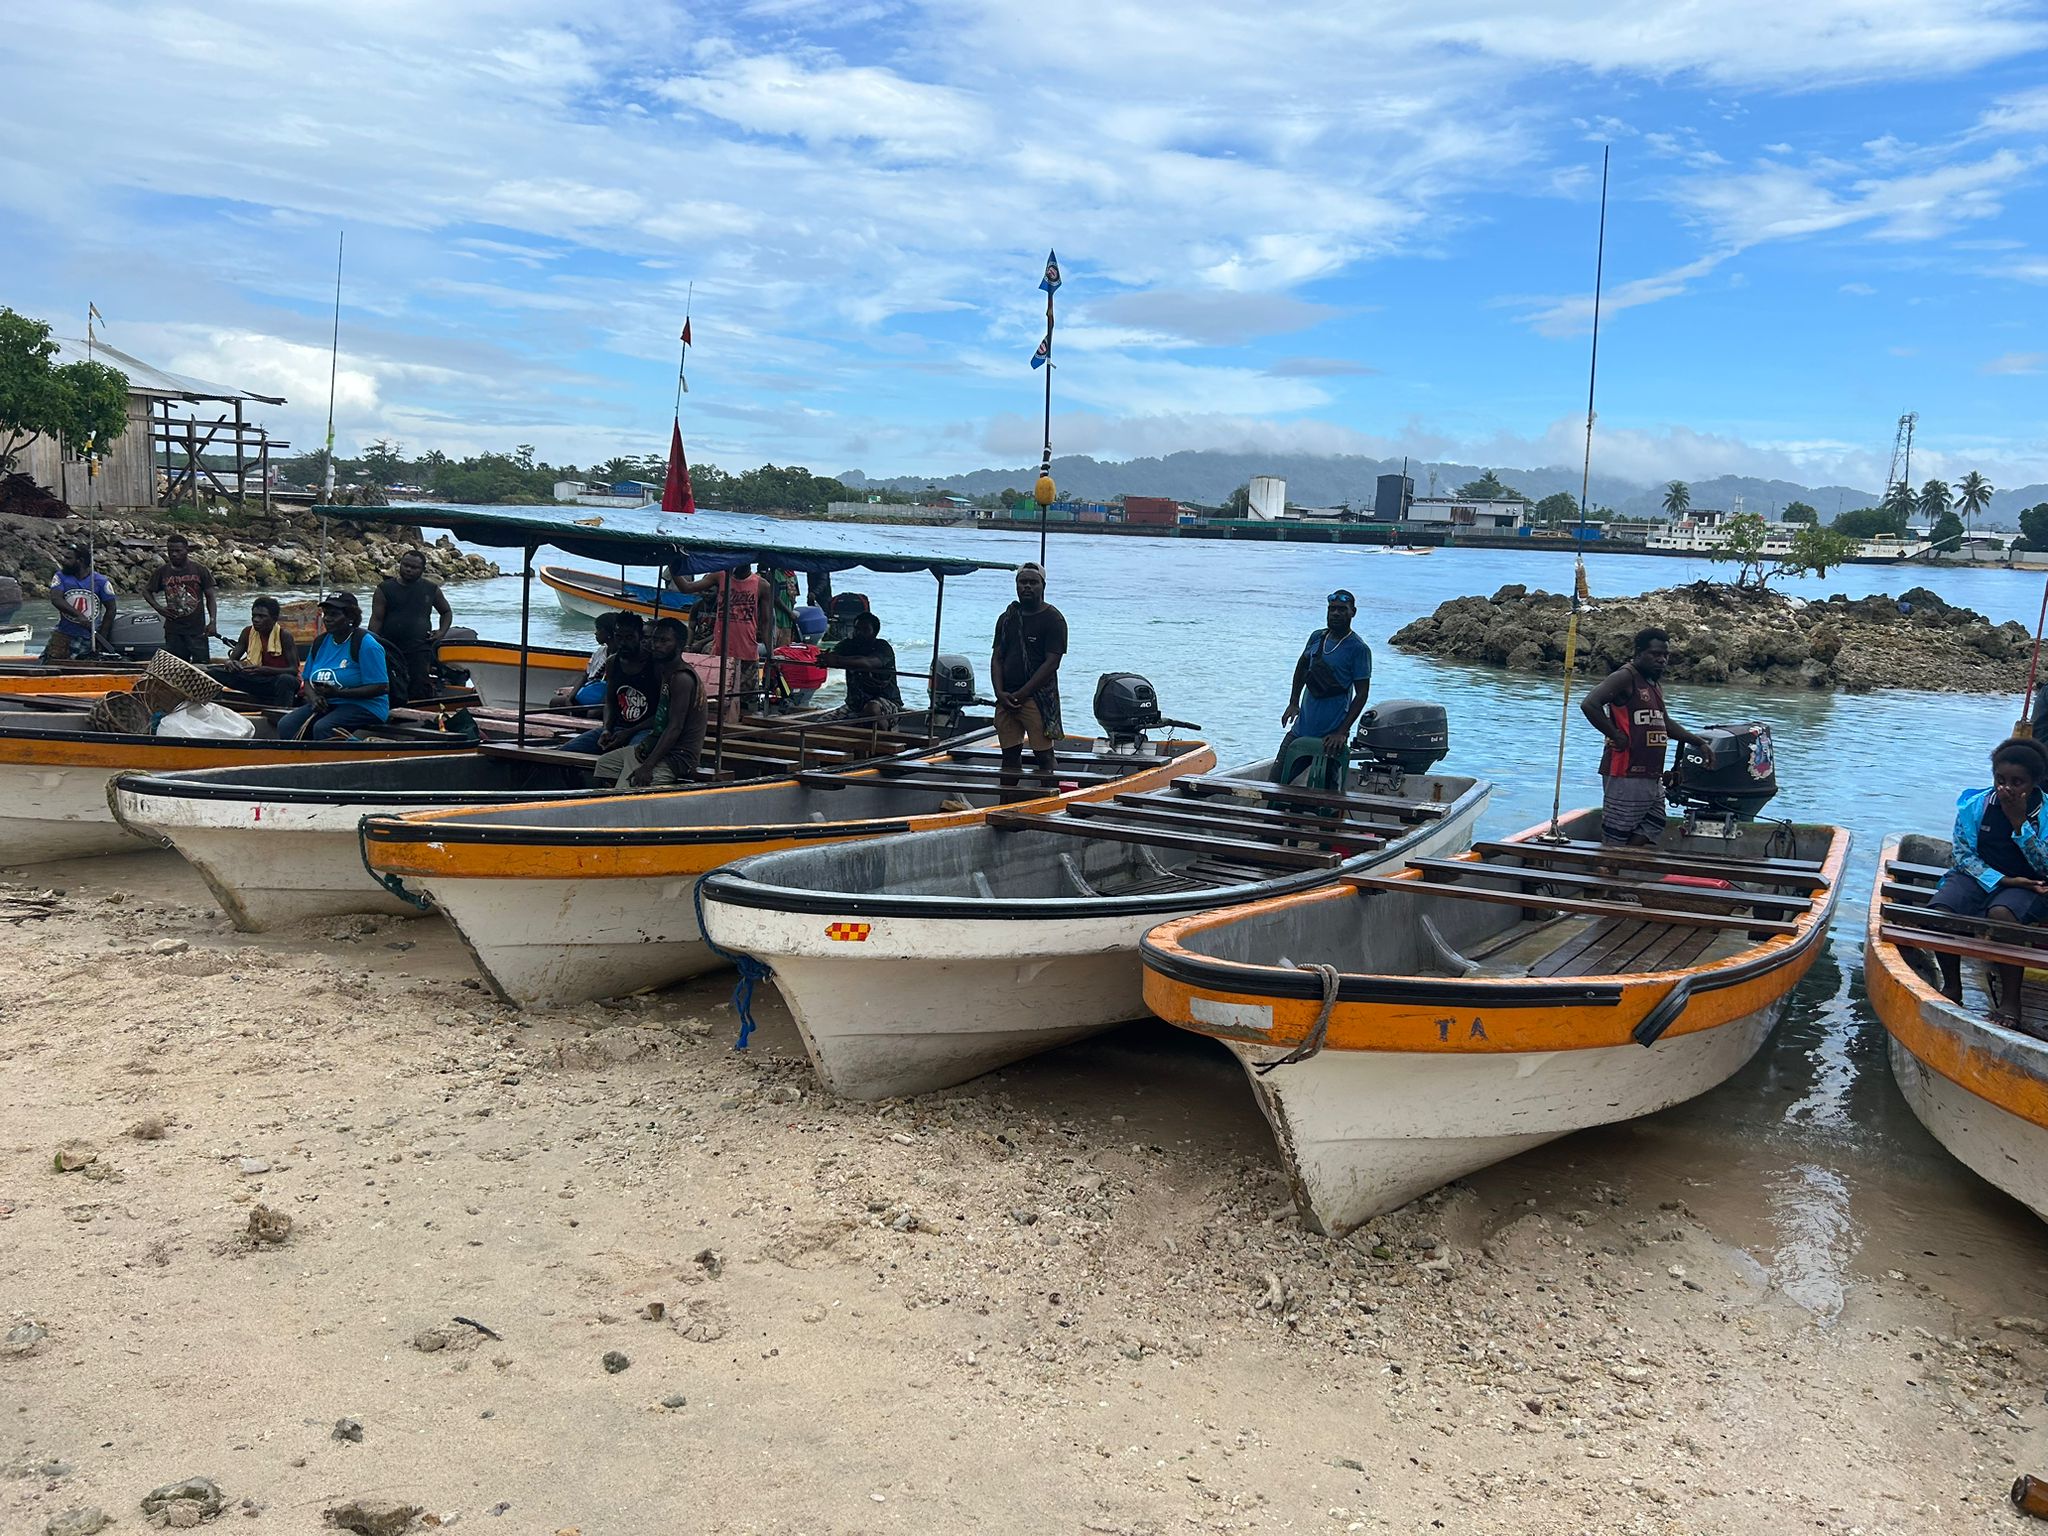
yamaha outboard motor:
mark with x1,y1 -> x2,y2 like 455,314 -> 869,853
1092,672 -> 1163,750
930,654 -> 977,732
1669,722 -> 1778,824
1351,699 -> 1449,789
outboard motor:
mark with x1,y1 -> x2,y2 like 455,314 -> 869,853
1669,722 -> 1778,827
1351,699 -> 1449,788
930,653 -> 977,731
1092,672 -> 1164,751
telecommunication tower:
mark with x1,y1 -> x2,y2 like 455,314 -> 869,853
1885,412 -> 1918,497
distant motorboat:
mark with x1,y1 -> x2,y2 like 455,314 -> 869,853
538,565 -> 701,624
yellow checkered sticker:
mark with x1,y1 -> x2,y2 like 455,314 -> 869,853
825,922 -> 872,942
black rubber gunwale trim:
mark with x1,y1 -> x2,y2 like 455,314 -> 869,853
361,815 -> 922,849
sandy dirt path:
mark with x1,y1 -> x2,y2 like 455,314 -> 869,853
4,851 -> 2047,1534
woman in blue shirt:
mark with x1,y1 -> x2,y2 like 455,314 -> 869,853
278,592 -> 391,740
1925,735 -> 2048,1025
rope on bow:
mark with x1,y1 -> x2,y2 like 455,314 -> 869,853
691,876 -> 772,1051
1256,962 -> 1341,1075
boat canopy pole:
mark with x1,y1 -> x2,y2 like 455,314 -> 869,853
517,544 -> 534,746
2020,572 -> 2048,737
927,572 -> 946,744
1544,145 -> 1610,843
712,570 -> 733,777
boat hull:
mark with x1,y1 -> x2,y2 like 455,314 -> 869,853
1222,993 -> 1787,1235
375,741 -> 1212,1009
1865,835 -> 2048,1222
538,566 -> 696,625
439,642 -> 588,711
710,783 -> 1487,1100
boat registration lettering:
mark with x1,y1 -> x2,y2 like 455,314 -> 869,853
826,922 -> 872,942
1190,997 -> 1273,1034
1437,1016 -> 1488,1042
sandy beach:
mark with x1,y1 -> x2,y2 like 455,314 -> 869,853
5,850 -> 2048,1535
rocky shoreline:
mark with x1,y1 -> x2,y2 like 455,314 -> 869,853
1392,580 -> 2035,693
0,508 -> 499,601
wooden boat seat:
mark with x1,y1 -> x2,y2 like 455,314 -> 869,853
874,761 -> 1120,785
1405,856 -> 1809,913
1529,916 -> 1720,978
1879,922 -> 2048,971
1066,799 -> 1385,849
1116,790 -> 1402,837
1341,873 -> 1799,934
1471,839 -> 1830,890
988,810 -> 1339,869
1883,859 -> 1948,885
1879,895 -> 2048,953
1178,775 -> 1447,822
478,742 -> 602,770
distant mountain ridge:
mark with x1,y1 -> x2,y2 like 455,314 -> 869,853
837,451 -> 2048,528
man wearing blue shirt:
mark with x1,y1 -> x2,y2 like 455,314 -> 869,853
278,591 -> 391,740
1277,588 -> 1372,787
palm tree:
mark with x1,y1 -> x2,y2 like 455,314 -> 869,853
1957,470 -> 1994,533
1881,481 -> 1918,532
1919,478 -> 1953,521
1662,480 -> 1691,516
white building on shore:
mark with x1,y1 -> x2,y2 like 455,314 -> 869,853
1645,507 -> 1929,562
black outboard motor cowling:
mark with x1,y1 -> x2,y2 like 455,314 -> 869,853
931,654 -> 977,718
1669,722 -> 1778,820
1093,672 -> 1163,746
1353,699 -> 1449,774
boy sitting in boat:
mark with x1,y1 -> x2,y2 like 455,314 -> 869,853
1921,736 -> 2048,1028
213,596 -> 300,707
1580,627 -> 1711,846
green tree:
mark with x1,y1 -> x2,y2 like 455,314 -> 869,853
1929,509 -> 1965,551
1661,480 -> 1691,515
0,307 -> 129,475
1221,483 -> 1251,517
1782,524 -> 1858,578
1455,470 -> 1519,501
1957,470 -> 1994,530
1832,505 -> 1909,539
360,438 -> 408,485
1919,478 -> 1953,521
999,487 -> 1021,510
1532,491 -> 1579,528
1882,481 -> 1918,525
2020,504 -> 2048,552
1782,501 -> 1818,524
1709,510 -> 1772,587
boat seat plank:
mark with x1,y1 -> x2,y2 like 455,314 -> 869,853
1341,874 -> 1799,934
1470,839 -> 1830,890
1115,791 -> 1403,836
1405,857 -> 1808,913
477,742 -> 603,770
874,761 -> 1121,785
987,812 -> 1340,869
1883,859 -> 1948,886
1878,923 -> 2048,970
1177,776 -> 1447,821
945,747 -> 1171,769
1067,800 -> 1384,849
790,770 -> 994,798
1878,902 -> 2048,953
1181,859 -> 1279,884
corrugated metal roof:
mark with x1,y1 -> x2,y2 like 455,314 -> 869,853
48,336 -> 287,404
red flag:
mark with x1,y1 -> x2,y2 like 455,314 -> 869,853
681,318 -> 693,347
661,417 -> 695,515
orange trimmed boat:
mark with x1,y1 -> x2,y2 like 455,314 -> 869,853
363,736 -> 1214,1008
1866,835 -> 2048,1222
1142,809 -> 1846,1235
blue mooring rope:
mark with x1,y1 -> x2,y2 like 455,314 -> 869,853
691,877 -> 773,1051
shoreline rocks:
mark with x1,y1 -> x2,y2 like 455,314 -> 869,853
1391,579 -> 2034,693
0,508 -> 499,597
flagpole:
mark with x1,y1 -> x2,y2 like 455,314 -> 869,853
675,282 -> 692,418
1546,145 -> 1610,843
1030,251 -> 1062,568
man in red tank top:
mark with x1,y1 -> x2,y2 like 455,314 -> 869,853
1579,627 -> 1710,845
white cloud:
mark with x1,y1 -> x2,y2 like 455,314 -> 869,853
1839,281 -> 1877,295
1984,352 -> 2046,375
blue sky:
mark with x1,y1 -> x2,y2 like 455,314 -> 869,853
3,0 -> 2044,491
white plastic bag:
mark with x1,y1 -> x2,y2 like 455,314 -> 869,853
155,701 -> 256,740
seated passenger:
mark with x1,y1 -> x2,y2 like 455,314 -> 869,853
213,596 -> 300,707
1925,735 -> 2048,1028
595,617 -> 705,789
277,592 -> 391,741
817,612 -> 902,724
552,612 -> 619,708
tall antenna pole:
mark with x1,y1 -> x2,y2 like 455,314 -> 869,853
1031,250 -> 1062,567
1546,146 -> 1611,841
320,231 -> 343,590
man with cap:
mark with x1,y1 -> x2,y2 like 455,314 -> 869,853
1276,588 -> 1373,788
277,592 -> 392,740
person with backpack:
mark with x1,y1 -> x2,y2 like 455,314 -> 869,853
277,592 -> 391,740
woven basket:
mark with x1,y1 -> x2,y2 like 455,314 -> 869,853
144,647 -> 223,705
84,691 -> 151,735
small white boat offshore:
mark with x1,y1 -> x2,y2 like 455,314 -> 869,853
1141,811 -> 1846,1235
538,565 -> 700,624
1866,835 -> 2048,1222
699,703 -> 1488,1101
110,712 -> 980,931
0,624 -> 30,658
0,710 -> 465,868
362,734 -> 1213,1008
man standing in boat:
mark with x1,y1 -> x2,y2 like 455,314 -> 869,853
42,546 -> 116,660
991,562 -> 1067,801
1581,627 -> 1711,846
370,548 -> 453,703
672,563 -> 770,706
1277,588 -> 1374,788
143,534 -> 218,664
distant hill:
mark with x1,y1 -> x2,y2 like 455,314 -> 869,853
838,451 -> 2048,528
